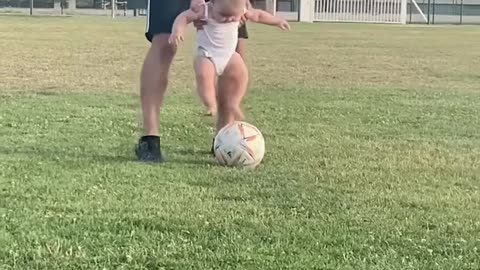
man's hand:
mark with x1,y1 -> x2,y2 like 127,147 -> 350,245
191,0 -> 207,30
193,18 -> 207,30
239,13 -> 248,26
240,0 -> 252,26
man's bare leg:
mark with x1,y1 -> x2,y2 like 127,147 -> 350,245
140,35 -> 176,136
236,38 -> 247,60
194,56 -> 217,116
136,34 -> 176,162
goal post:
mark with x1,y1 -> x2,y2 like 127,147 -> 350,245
111,0 -> 116,18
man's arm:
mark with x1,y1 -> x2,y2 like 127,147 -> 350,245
169,8 -> 203,47
246,0 -> 253,9
239,0 -> 252,26
245,9 -> 290,30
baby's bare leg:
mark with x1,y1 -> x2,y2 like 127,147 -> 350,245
216,53 -> 248,133
194,56 -> 217,116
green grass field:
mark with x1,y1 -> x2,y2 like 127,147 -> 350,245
0,15 -> 479,269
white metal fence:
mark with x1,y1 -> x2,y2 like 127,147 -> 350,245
313,0 -> 408,23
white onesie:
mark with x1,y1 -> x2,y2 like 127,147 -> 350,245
196,3 -> 242,76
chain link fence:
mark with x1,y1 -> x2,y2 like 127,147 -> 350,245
0,0 -> 55,8
408,0 -> 480,24
1,0 -> 479,24
0,0 -> 149,15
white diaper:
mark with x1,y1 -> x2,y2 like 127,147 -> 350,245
197,46 -> 235,76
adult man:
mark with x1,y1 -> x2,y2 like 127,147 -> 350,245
136,0 -> 250,163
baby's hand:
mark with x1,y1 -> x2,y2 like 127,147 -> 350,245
168,32 -> 184,48
193,19 -> 207,30
277,20 -> 290,30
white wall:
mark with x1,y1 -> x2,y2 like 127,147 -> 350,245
299,0 -> 315,22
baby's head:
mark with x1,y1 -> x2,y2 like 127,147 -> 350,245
211,0 -> 246,22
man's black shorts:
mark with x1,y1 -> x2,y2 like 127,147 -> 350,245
145,0 -> 249,42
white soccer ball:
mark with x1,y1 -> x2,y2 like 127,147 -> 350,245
214,121 -> 265,169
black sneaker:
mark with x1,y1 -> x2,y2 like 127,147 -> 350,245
135,136 -> 164,163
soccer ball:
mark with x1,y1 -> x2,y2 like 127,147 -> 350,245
213,121 -> 265,169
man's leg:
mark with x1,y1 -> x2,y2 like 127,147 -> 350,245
141,35 -> 176,136
236,24 -> 248,59
194,56 -> 217,116
136,35 -> 176,163
216,53 -> 249,133
136,0 -> 190,163
236,38 -> 247,59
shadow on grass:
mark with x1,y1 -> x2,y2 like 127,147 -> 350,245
164,147 -> 216,167
0,145 -> 133,162
172,148 -> 212,156
0,13 -> 73,18
0,145 -> 216,166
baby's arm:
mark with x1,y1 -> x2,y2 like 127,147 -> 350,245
169,7 -> 204,47
245,9 -> 290,30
